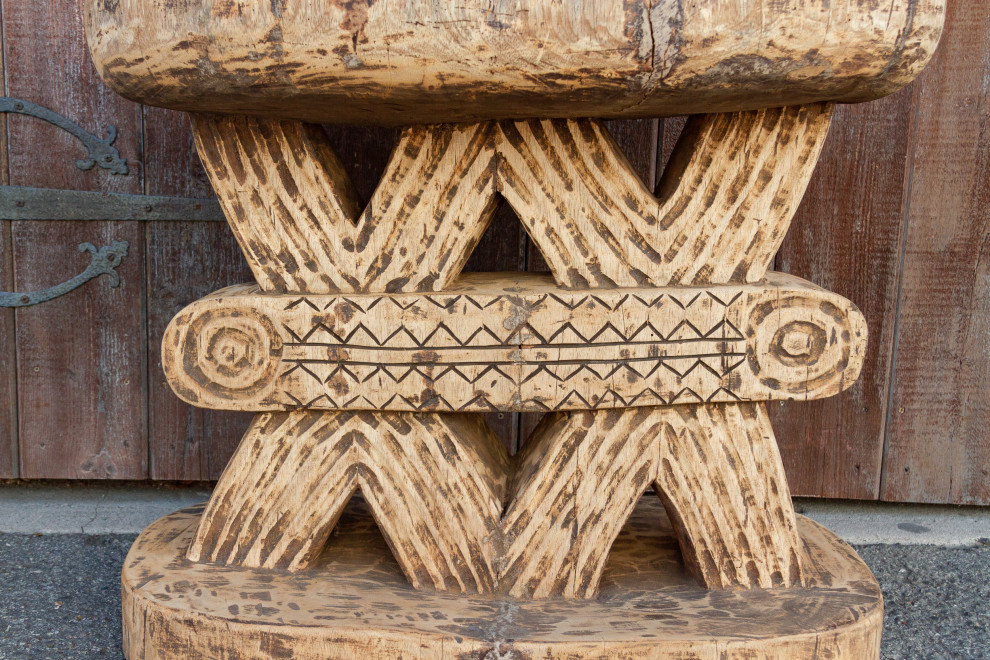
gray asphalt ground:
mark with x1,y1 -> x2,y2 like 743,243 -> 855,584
0,534 -> 986,659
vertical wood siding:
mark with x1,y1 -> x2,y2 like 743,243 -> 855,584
771,96 -> 917,500
0,0 -> 987,503
880,0 -> 990,505
0,32 -> 15,477
143,106 -> 254,481
4,0 -> 146,479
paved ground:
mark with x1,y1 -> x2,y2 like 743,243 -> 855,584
859,544 -> 990,659
0,534 -> 987,658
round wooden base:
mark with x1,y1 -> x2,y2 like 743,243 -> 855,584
122,498 -> 882,659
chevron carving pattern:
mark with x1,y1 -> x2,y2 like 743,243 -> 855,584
187,403 -> 801,598
187,411 -> 508,592
192,104 -> 831,293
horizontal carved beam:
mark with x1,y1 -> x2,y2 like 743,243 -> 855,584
163,272 -> 866,412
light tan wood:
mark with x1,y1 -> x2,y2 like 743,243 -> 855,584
84,0 -> 944,125
122,498 -> 882,659
181,107 -> 832,607
162,272 -> 868,412
501,106 -> 833,287
187,411 -> 508,593
191,117 -> 499,294
81,0 -> 929,654
191,107 -> 832,293
503,403 -> 802,598
189,402 -> 802,599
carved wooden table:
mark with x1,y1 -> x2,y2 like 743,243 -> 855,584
84,1 -> 945,658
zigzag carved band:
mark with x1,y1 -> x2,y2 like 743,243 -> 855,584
163,272 -> 866,412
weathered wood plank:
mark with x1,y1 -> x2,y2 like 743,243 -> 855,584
0,39 -> 16,477
0,218 -> 15,478
84,0 -> 944,124
771,95 -> 917,500
601,119 -> 660,192
658,117 -> 688,174
143,105 -> 255,481
881,0 -> 990,505
5,0 -> 146,478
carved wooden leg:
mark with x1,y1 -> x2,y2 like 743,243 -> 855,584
651,403 -> 803,589
502,403 -> 801,599
191,115 -> 501,293
188,411 -> 508,592
497,104 -> 831,598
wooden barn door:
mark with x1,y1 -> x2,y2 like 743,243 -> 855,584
0,0 -> 251,480
0,0 -> 987,505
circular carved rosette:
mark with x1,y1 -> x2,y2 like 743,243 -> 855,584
746,292 -> 867,399
165,304 -> 282,408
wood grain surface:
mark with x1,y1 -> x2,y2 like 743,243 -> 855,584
881,0 -> 990,505
0,210 -> 14,478
192,116 -> 500,294
188,411 -> 508,593
192,106 -> 831,293
179,100 -> 829,601
122,499 -> 882,659
321,124 -> 528,451
161,273 -> 867,412
5,0 -> 147,479
503,403 -> 803,599
187,354 -> 810,599
0,41 -> 14,477
0,0 -> 976,510
506,107 -> 832,288
84,0 -> 943,124
143,106 -> 256,481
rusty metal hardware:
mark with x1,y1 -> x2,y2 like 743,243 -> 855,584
0,241 -> 129,308
0,97 -> 128,174
0,186 -> 224,221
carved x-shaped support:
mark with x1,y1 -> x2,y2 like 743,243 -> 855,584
192,107 -> 829,292
175,104 -> 848,599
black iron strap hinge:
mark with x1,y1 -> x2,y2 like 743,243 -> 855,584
0,97 -> 226,307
